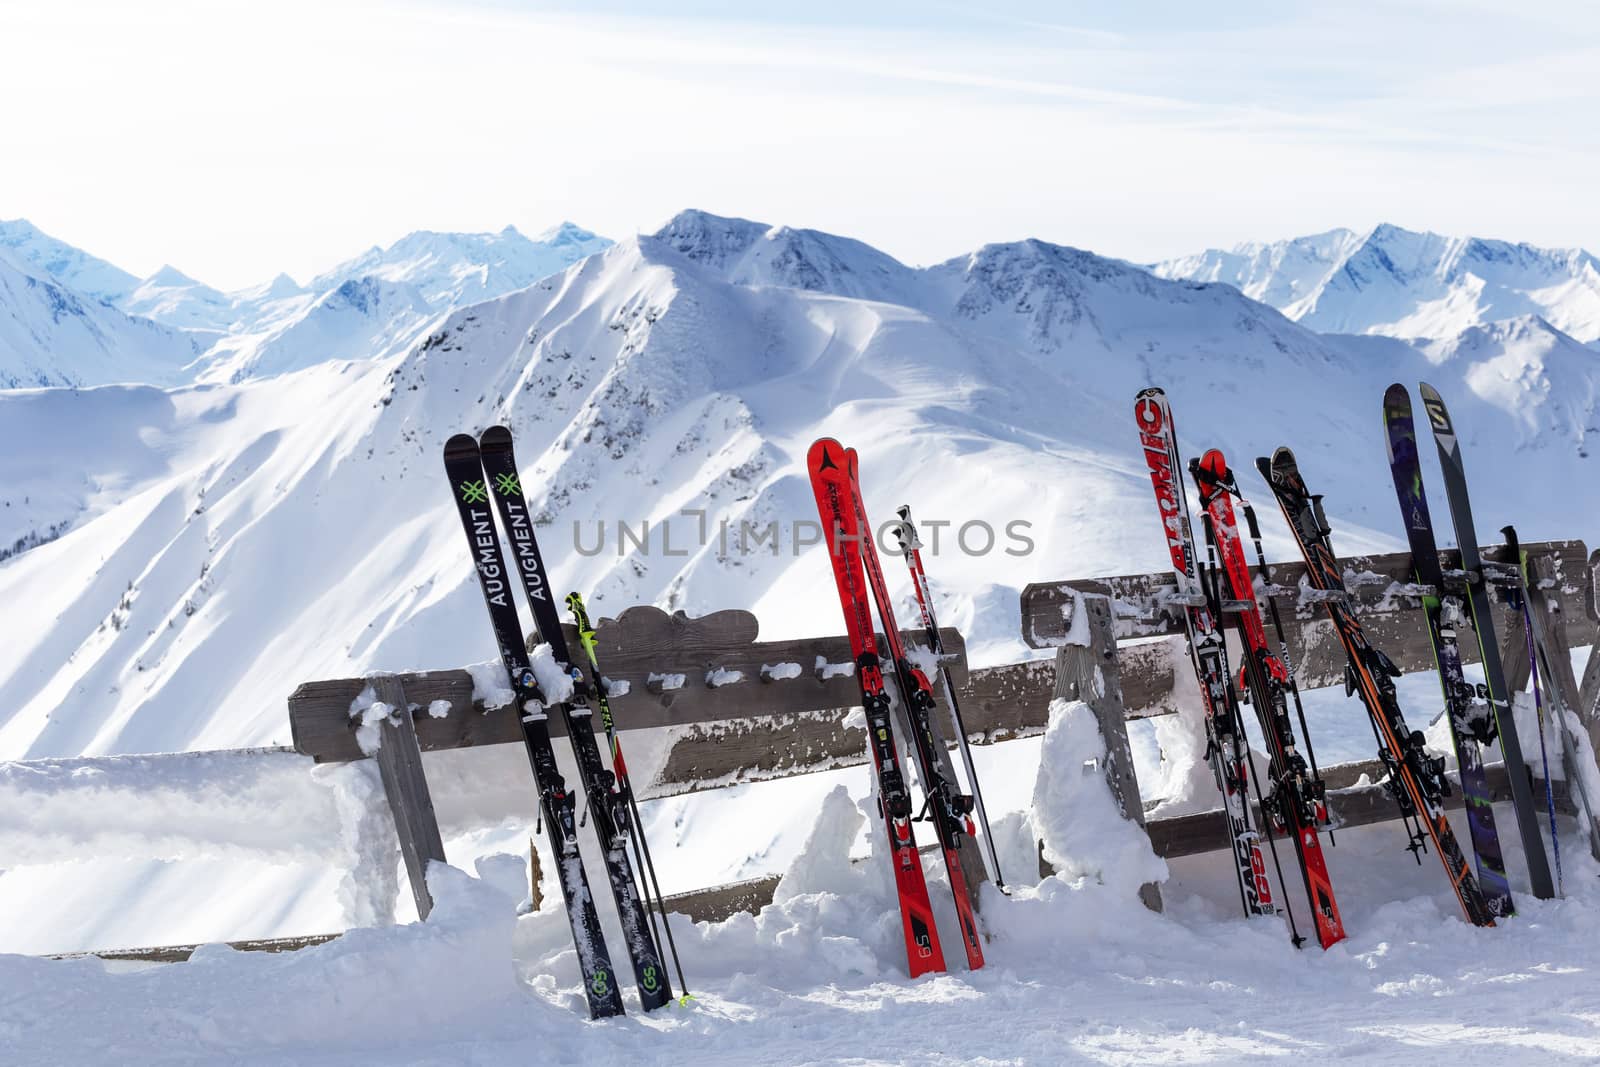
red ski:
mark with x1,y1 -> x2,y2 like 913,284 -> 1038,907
1133,389 -> 1281,929
1192,449 -> 1347,949
843,447 -> 985,971
808,438 -> 946,977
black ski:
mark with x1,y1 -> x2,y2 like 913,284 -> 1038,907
1417,382 -> 1556,901
1257,445 -> 1495,927
1384,384 -> 1515,917
442,433 -> 625,1019
477,425 -> 673,1011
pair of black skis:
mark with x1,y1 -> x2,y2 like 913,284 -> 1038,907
444,427 -> 679,1019
1382,383 -> 1539,913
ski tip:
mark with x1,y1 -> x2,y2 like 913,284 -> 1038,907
1417,380 -> 1442,403
444,432 -> 480,460
1134,385 -> 1165,401
807,437 -> 846,474
1383,381 -> 1410,406
1253,455 -> 1272,481
1198,448 -> 1228,483
1133,389 -> 1169,434
478,424 -> 513,450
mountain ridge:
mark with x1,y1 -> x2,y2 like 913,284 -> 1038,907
1154,223 -> 1600,345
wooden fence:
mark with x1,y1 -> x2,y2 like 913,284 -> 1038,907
23,540 -> 1597,961
282,539 -> 1598,931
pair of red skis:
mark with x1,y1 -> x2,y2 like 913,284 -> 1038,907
807,438 -> 985,976
1134,389 -> 1346,950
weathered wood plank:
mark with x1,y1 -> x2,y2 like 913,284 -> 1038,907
289,610 -> 965,764
662,875 -> 783,924
1148,763 -> 1573,859
1021,542 -> 1591,691
50,933 -> 343,964
369,675 -> 448,921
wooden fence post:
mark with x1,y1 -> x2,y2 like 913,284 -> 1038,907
1050,593 -> 1162,912
1524,557 -> 1600,861
1576,549 -> 1600,767
368,674 -> 448,921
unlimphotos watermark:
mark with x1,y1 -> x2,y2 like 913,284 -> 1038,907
570,508 -> 1035,558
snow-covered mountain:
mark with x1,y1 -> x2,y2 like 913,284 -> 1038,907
0,219 -> 615,386
313,222 -> 611,311
0,218 -> 140,304
1154,224 -> 1600,345
0,247 -> 201,390
1419,315 -> 1600,453
120,265 -> 239,333
5,208 -> 1592,766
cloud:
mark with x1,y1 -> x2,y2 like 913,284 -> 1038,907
1,0 -> 1596,287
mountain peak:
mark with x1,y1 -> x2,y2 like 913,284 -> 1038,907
145,264 -> 201,288
536,220 -> 602,247
0,218 -> 141,304
651,210 -> 772,270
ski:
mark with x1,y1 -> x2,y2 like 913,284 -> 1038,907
892,504 -> 1006,891
442,433 -> 626,1019
844,448 -> 985,970
567,589 -> 691,999
1191,449 -> 1347,949
1383,384 -> 1515,917
477,425 -> 673,1012
1417,382 -> 1556,901
808,437 -> 947,978
1256,445 -> 1496,927
1502,525 -> 1600,875
1133,389 -> 1281,929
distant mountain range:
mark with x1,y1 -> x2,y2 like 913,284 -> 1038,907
0,218 -> 612,387
1153,223 -> 1600,346
4,207 -> 1597,765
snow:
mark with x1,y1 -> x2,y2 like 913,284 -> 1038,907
467,662 -> 516,711
528,644 -> 575,707
648,672 -> 688,692
603,678 -> 631,697
816,657 -> 856,680
9,723 -> 1600,1062
761,662 -> 803,681
1033,699 -> 1168,894
347,683 -> 394,756
704,666 -> 744,687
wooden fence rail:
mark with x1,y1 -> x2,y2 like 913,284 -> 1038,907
31,541 -> 1596,963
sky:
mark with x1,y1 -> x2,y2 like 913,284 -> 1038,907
2,0 -> 1597,289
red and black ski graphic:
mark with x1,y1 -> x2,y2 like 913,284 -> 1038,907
808,438 -> 946,977
1133,389 -> 1281,927
1192,449 -> 1347,949
843,447 -> 985,971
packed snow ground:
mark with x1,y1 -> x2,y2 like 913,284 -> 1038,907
8,702 -> 1600,1065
